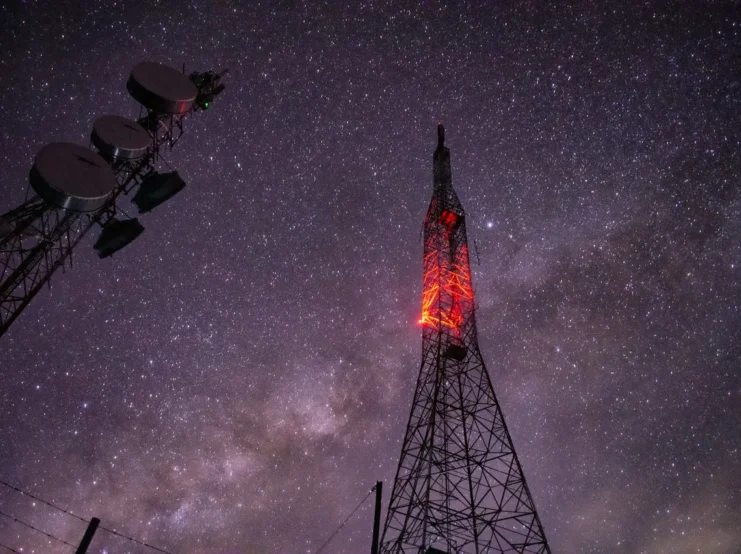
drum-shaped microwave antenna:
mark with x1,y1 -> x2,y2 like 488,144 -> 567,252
132,171 -> 186,213
91,115 -> 150,160
30,142 -> 116,213
94,218 -> 145,258
127,62 -> 198,114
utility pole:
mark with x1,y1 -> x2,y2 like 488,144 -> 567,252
75,517 -> 100,554
371,481 -> 383,554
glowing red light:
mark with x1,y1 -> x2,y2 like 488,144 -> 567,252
439,210 -> 459,228
418,219 -> 473,336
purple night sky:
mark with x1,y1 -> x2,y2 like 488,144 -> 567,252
1,1 -> 739,552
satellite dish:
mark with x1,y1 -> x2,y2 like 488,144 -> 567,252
91,115 -> 150,160
29,142 -> 116,212
127,62 -> 198,114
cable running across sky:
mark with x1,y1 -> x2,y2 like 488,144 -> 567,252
0,477 -> 175,554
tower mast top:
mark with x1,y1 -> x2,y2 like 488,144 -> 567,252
433,124 -> 452,195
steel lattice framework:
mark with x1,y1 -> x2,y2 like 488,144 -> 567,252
380,126 -> 550,554
0,152 -> 148,336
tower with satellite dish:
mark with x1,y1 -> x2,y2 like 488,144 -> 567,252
379,126 -> 551,554
0,61 -> 227,337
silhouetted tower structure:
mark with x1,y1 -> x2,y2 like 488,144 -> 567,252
0,62 -> 227,337
380,126 -> 550,554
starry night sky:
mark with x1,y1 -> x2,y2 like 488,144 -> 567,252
1,1 -> 740,553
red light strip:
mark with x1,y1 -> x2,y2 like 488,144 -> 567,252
418,227 -> 473,334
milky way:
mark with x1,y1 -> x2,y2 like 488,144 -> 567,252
1,1 -> 740,553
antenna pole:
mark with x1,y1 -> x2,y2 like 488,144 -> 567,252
371,481 -> 383,554
75,517 -> 100,554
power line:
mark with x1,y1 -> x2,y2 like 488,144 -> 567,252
0,541 -> 22,554
0,507 -> 75,549
0,478 -> 174,554
0,478 -> 88,524
314,484 -> 377,554
98,525 -> 175,554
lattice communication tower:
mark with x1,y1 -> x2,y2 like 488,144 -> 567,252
0,62 -> 227,337
379,126 -> 551,554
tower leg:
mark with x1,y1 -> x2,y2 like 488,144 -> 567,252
0,201 -> 96,337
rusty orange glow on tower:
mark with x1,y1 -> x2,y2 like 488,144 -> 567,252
380,125 -> 551,553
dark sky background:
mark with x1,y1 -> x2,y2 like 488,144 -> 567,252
1,1 -> 740,552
